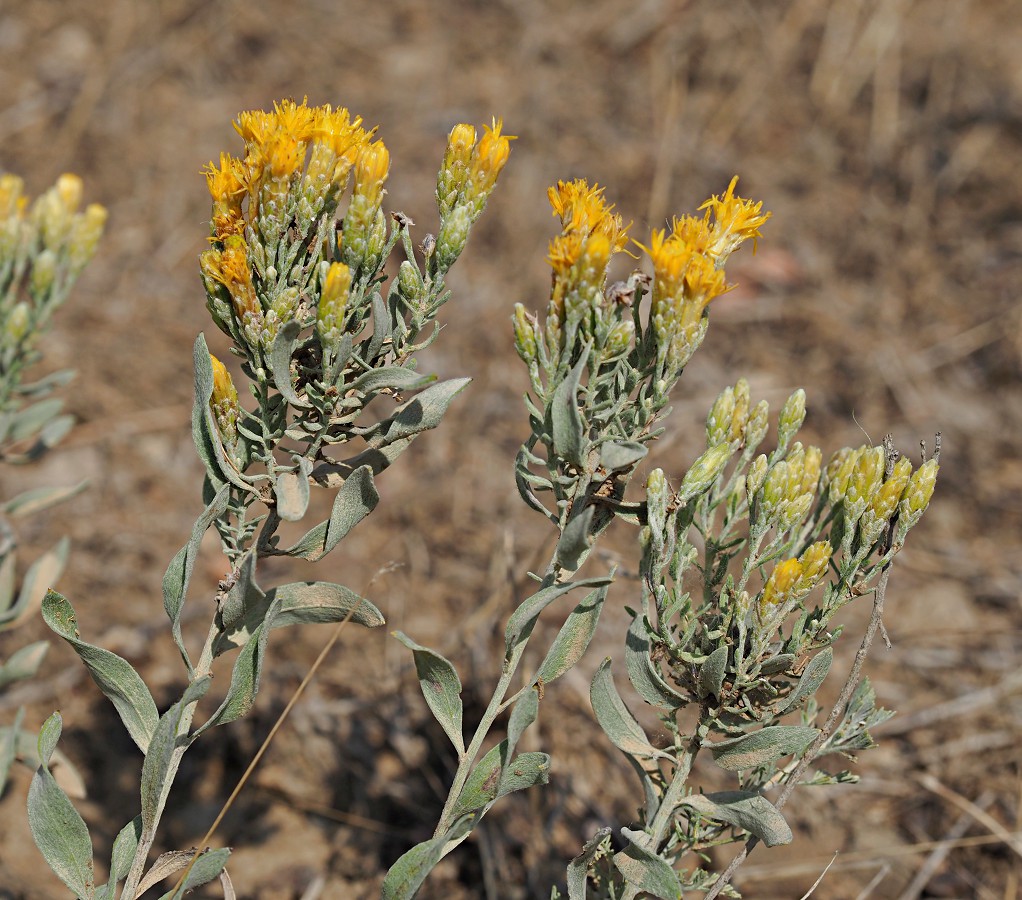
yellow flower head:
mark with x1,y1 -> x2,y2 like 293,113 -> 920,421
353,140 -> 390,207
468,118 -> 514,198
762,558 -> 802,607
699,176 -> 771,263
204,235 -> 259,319
210,354 -> 238,407
546,179 -> 628,279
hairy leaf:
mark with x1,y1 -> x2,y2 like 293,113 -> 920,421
0,537 -> 69,630
268,320 -> 310,408
4,481 -> 88,518
710,725 -> 819,771
613,827 -> 682,899
535,585 -> 609,686
697,645 -> 729,700
550,351 -> 588,468
566,827 -> 612,900
0,640 -> 48,688
282,465 -> 379,560
43,591 -> 159,754
680,791 -> 792,847
554,505 -> 595,572
624,615 -> 686,711
274,457 -> 313,521
778,647 -> 833,714
504,576 -> 612,661
393,632 -> 464,753
591,658 -> 663,761
27,713 -> 95,900
381,816 -> 474,900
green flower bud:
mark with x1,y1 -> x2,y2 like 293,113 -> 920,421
747,453 -> 768,505
777,388 -> 806,450
706,385 -> 736,446
398,260 -> 425,302
679,443 -> 730,502
4,301 -> 31,346
435,204 -> 471,273
512,303 -> 538,364
744,399 -> 769,451
68,204 -> 107,275
601,318 -> 634,361
29,249 -> 57,300
899,458 -> 938,526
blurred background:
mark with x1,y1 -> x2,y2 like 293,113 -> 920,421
0,1 -> 1019,896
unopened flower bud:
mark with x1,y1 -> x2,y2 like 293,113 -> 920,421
747,453 -> 768,505
679,443 -> 730,501
209,354 -> 240,447
797,541 -> 832,588
4,301 -> 31,345
777,389 -> 806,450
29,249 -> 57,299
55,173 -> 83,214
398,260 -> 425,302
68,204 -> 107,274
846,445 -> 884,515
706,385 -> 736,446
512,303 -> 539,364
435,204 -> 471,273
744,399 -> 770,451
899,458 -> 938,525
761,558 -> 801,610
317,261 -> 351,344
601,318 -> 634,361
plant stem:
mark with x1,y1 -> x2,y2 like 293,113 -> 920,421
119,619 -> 220,900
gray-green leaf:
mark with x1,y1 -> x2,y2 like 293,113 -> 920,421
550,351 -> 588,468
42,591 -> 159,754
381,816 -> 474,900
282,465 -> 379,561
274,457 -> 312,521
27,713 -> 95,900
3,481 -> 88,518
624,615 -> 686,711
554,505 -> 595,573
612,827 -> 682,899
697,645 -> 729,701
710,725 -> 819,771
778,647 -> 833,715
680,791 -> 792,847
393,632 -> 464,753
566,828 -> 612,900
591,658 -> 664,761
0,639 -> 49,688
504,576 -> 612,661
535,585 -> 608,686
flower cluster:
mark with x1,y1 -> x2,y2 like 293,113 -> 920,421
0,173 -> 106,363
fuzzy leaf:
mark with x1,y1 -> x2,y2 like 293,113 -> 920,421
349,366 -> 436,395
0,706 -> 24,795
566,828 -> 612,900
270,581 -> 385,631
43,591 -> 159,754
778,647 -> 833,714
108,816 -> 142,887
680,791 -> 792,847
710,725 -> 819,771
0,639 -> 49,688
192,335 -> 250,491
554,505 -> 595,572
27,713 -> 95,900
698,645 -> 729,700
599,440 -> 648,472
551,351 -> 588,468
507,687 -> 539,756
163,483 -> 231,671
591,658 -> 662,761
625,615 -> 686,711
0,723 -> 86,798
8,397 -> 63,442
274,457 -> 312,521
381,816 -> 473,900
4,481 -> 88,518
282,465 -> 379,561
393,632 -> 464,753
0,537 -> 69,630
504,576 -> 612,661
535,585 -> 609,686
140,677 -> 211,828
613,827 -> 682,899
145,848 -> 231,900
451,741 -> 505,817
268,319 -> 311,408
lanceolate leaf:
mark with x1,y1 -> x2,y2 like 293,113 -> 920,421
269,581 -> 385,630
192,335 -> 250,492
680,791 -> 792,847
591,658 -> 663,762
0,706 -> 24,795
282,465 -> 379,561
0,537 -> 70,630
554,505 -> 595,572
268,320 -> 310,409
162,482 -> 231,671
550,350 -> 588,468
273,457 -> 312,521
393,632 -> 464,754
566,828 -> 612,900
108,816 -> 143,887
504,575 -> 612,661
3,481 -> 88,518
27,713 -> 95,900
534,585 -> 609,686
697,645 -> 729,700
0,640 -> 48,688
612,827 -> 682,899
778,647 -> 833,715
143,848 -> 232,900
624,615 -> 686,711
710,725 -> 819,771
381,816 -> 474,900
42,591 -> 159,755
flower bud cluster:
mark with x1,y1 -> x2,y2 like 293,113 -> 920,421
756,441 -> 822,531
435,120 -> 513,272
759,540 -> 833,614
0,172 -> 106,356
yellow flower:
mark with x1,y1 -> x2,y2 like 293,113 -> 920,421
468,118 -> 513,198
353,140 -> 390,207
762,558 -> 802,607
699,176 -> 771,263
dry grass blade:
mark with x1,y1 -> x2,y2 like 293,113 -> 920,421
916,773 -> 1022,861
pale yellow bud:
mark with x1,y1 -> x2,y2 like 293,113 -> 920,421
777,389 -> 806,449
679,443 -> 731,501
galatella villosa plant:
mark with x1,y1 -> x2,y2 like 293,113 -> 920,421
384,179 -> 938,899
26,99 -> 511,899
0,172 -> 104,797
